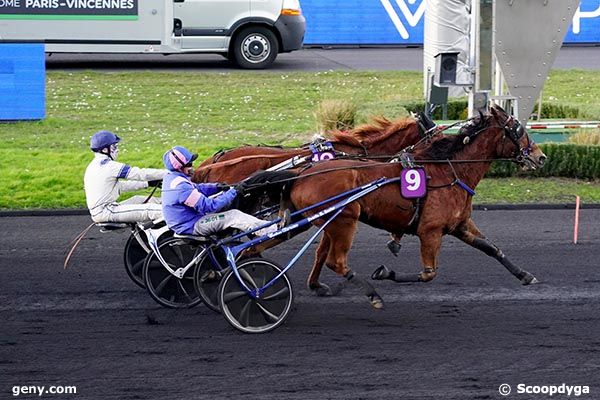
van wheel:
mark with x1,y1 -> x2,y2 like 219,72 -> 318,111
232,26 -> 278,69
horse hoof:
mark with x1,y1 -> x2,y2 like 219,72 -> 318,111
371,265 -> 390,280
310,283 -> 333,297
521,273 -> 539,285
369,294 -> 384,309
200,270 -> 221,283
386,240 -> 401,257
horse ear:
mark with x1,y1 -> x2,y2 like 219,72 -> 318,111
490,104 -> 501,120
491,102 -> 508,116
478,109 -> 485,125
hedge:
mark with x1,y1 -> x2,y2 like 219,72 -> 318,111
402,100 -> 595,121
488,143 -> 600,179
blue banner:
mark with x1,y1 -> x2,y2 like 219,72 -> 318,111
302,0 -> 600,45
0,44 -> 45,121
564,0 -> 600,43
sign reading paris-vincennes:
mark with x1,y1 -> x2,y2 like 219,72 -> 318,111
0,0 -> 138,18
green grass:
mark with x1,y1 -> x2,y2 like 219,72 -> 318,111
544,70 -> 600,118
475,178 -> 600,204
1,69 -> 599,209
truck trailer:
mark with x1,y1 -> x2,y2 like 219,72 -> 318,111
0,0 -> 306,69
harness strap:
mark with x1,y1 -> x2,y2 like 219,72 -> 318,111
407,197 -> 421,228
426,159 -> 476,196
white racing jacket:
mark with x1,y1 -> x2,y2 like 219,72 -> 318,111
84,153 -> 167,222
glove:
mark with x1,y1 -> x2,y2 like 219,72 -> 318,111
215,183 -> 230,191
148,180 -> 162,188
234,182 -> 249,197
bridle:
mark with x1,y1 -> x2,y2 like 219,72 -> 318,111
454,111 -> 535,166
500,115 -> 535,164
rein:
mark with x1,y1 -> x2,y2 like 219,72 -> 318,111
197,112 -> 534,194
63,222 -> 96,269
143,185 -> 158,204
196,152 -> 305,172
238,155 -> 516,191
239,123 -> 531,195
195,136 -> 371,174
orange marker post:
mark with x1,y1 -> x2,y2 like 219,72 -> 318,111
573,195 -> 580,244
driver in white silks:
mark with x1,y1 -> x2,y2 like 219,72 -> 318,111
84,130 -> 167,223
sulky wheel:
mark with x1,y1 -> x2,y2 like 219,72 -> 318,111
193,247 -> 229,313
143,237 -> 203,309
123,229 -> 172,288
193,242 -> 249,313
123,232 -> 149,288
218,258 -> 292,334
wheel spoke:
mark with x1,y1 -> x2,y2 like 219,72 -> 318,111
171,245 -> 186,265
262,286 -> 289,301
239,268 -> 258,289
260,267 -> 269,287
239,299 -> 252,327
154,274 -> 172,295
177,279 -> 193,302
255,302 -> 279,323
223,290 -> 249,304
130,259 -> 144,274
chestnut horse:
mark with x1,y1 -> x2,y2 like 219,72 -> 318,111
273,105 -> 546,308
192,116 -> 427,184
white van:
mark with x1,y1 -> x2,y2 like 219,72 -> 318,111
0,0 -> 305,69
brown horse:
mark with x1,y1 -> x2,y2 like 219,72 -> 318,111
192,116 -> 426,184
274,105 -> 546,307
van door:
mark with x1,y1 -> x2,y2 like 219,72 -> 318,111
174,0 -> 250,50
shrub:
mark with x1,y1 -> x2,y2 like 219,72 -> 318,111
314,99 -> 357,134
402,100 -> 468,120
403,100 -> 595,121
487,143 -> 600,179
567,130 -> 600,146
536,103 -> 594,120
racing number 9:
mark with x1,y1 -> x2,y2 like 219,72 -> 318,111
404,169 -> 421,191
400,168 -> 426,199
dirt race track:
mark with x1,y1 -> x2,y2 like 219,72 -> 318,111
1,209 -> 599,399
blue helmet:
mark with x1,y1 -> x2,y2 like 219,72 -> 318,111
90,130 -> 121,152
163,146 -> 198,171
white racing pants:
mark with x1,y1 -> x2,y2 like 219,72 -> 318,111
193,209 -> 277,237
91,196 -> 163,223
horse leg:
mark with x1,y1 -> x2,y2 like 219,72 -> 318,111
452,218 -> 538,285
372,230 -> 442,283
307,234 -> 335,296
323,218 -> 384,309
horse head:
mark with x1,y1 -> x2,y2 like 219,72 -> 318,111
490,104 -> 547,170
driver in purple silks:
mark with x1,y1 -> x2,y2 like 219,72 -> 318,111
161,146 -> 279,237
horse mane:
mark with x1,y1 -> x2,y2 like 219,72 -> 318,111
423,113 -> 491,159
325,116 -> 414,149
